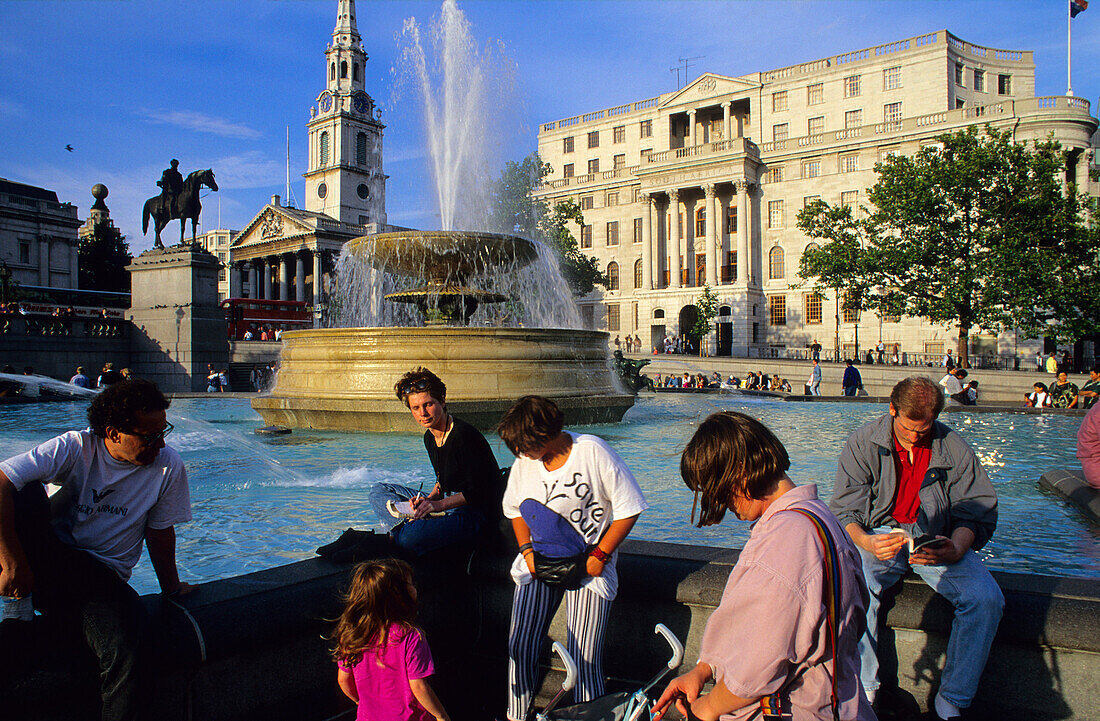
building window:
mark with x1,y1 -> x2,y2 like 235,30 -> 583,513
723,251 -> 737,282
580,224 -> 592,248
884,65 -> 901,90
607,303 -> 620,331
19,241 -> 31,264
772,91 -> 789,112
613,154 -> 626,170
884,314 -> 901,323
588,130 -> 599,148
844,74 -> 861,98
330,62 -> 335,81
580,195 -> 594,210
772,123 -> 789,142
613,125 -> 625,143
803,195 -> 820,208
632,187 -> 640,203
607,262 -> 619,290
769,295 -> 787,325
633,259 -> 643,288
808,116 -> 825,135
563,136 -> 574,153
726,206 -> 737,233
955,62 -> 965,86
884,101 -> 903,124
802,159 -> 821,179
563,163 -> 574,178
640,119 -> 653,138
841,190 -> 858,210
768,200 -> 784,229
633,217 -> 643,244
340,60 -> 347,79
840,154 -> 859,173
842,292 -> 860,323
606,192 -> 619,207
924,341 -> 944,356
767,166 -> 785,183
356,132 -> 368,165
973,69 -> 985,92
587,158 -> 600,174
319,131 -> 330,165
807,83 -> 824,105
695,207 -> 706,237
606,221 -> 619,246
844,109 -> 863,128
998,74 -> 1012,95
769,246 -> 785,279
640,148 -> 652,162
955,98 -> 965,110
353,63 -> 360,82
804,292 -> 823,324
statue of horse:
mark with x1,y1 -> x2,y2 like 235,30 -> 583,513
142,168 -> 218,249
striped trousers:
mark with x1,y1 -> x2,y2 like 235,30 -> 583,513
506,580 -> 612,721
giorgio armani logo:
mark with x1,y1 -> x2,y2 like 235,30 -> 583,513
91,488 -> 116,504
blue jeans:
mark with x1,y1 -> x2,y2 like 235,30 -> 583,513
367,482 -> 485,558
843,386 -> 858,396
857,527 -> 1004,708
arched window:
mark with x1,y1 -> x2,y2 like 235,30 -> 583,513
356,133 -> 368,165
695,206 -> 706,237
353,63 -> 360,82
329,63 -> 335,81
607,261 -> 619,291
654,308 -> 665,319
340,61 -> 348,79
320,131 -> 330,166
633,259 -> 643,289
769,246 -> 785,280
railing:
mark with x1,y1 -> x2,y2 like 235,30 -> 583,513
0,314 -> 129,340
542,95 -> 662,133
762,32 -> 940,83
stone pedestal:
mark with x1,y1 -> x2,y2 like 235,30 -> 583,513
127,245 -> 228,392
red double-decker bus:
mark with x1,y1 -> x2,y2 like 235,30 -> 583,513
221,298 -> 313,340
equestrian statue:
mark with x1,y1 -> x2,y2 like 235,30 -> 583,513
142,159 -> 218,249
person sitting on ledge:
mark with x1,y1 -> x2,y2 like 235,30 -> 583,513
654,411 -> 872,721
831,376 -> 1003,721
1079,364 -> 1100,410
1025,382 -> 1050,408
0,379 -> 194,721
368,367 -> 504,558
1077,402 -> 1100,490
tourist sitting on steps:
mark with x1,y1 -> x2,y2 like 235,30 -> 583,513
367,367 -> 504,558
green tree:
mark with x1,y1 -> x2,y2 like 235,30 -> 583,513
797,125 -> 1099,364
488,153 -> 606,297
78,217 -> 132,292
690,284 -> 720,356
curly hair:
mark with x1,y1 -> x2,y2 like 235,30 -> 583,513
86,379 -> 170,438
680,411 -> 790,527
393,367 -> 446,407
331,559 -> 419,668
496,395 -> 565,457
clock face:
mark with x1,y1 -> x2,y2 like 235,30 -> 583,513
353,93 -> 369,114
357,184 -> 369,199
317,183 -> 327,199
319,94 -> 332,113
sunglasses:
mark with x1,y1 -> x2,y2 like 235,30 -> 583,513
130,421 -> 174,447
400,379 -> 431,397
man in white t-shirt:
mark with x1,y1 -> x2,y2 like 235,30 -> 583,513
0,379 -> 193,720
939,368 -> 964,405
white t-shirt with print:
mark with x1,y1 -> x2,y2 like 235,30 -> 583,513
0,430 -> 192,581
502,432 -> 647,600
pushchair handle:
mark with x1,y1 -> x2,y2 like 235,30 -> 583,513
553,641 -> 579,693
655,623 -> 684,671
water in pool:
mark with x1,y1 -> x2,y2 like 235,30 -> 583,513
1,394 -> 1096,594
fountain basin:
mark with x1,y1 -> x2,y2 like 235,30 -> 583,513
251,326 -> 634,431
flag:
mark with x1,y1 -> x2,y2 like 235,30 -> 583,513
1071,0 -> 1088,18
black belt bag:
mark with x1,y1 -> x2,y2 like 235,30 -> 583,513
532,547 -> 592,590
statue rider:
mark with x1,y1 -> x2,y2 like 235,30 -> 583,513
157,159 -> 184,218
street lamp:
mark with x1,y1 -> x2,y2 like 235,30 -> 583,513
0,260 -> 11,305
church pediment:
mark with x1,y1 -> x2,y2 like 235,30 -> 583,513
233,206 -> 317,249
661,73 -> 761,108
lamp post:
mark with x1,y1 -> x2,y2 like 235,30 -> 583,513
0,260 -> 11,305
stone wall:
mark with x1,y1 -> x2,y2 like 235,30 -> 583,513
0,315 -> 129,379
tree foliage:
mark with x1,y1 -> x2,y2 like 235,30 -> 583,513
78,217 -> 132,292
488,153 -> 606,297
691,285 -> 721,354
797,125 -> 1099,361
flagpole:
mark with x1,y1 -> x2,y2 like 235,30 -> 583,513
1067,0 -> 1074,96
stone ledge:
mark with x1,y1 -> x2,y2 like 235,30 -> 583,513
1040,468 -> 1100,523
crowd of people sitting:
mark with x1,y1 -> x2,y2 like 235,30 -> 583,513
1025,364 -> 1100,409
652,370 -> 793,392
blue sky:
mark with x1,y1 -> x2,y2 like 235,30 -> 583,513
3,0 -> 1097,252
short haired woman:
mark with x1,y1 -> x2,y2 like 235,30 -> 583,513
654,412 -> 873,721
367,367 -> 504,558
497,395 -> 647,721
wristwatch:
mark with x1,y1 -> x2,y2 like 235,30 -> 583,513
589,546 -> 611,563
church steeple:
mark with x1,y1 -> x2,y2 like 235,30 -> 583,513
326,0 -> 366,94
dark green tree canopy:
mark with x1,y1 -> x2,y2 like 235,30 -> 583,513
78,217 -> 132,292
488,153 -> 606,297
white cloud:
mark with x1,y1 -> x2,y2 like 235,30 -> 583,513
138,109 -> 262,140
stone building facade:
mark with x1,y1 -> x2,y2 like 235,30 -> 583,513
533,30 -> 1099,360
194,228 -> 238,302
0,178 -> 81,292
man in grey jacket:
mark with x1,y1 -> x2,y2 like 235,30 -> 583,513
831,376 -> 1003,721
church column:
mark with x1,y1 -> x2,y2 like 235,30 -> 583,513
668,190 -> 681,289
246,263 -> 256,298
723,102 -> 732,142
313,250 -> 323,309
737,180 -> 749,285
295,253 -> 306,302
229,262 -> 243,299
641,194 -> 653,290
263,258 -> 273,300
687,110 -> 697,147
278,254 -> 290,301
705,185 -> 718,287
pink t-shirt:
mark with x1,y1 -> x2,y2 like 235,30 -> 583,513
340,625 -> 436,721
1077,403 -> 1100,489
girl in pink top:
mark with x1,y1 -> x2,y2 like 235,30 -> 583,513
332,559 -> 450,721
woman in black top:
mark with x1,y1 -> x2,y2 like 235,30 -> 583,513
368,367 -> 504,557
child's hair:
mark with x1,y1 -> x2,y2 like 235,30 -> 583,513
332,558 -> 419,668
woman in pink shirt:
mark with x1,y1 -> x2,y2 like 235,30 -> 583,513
654,412 -> 874,721
332,559 -> 449,721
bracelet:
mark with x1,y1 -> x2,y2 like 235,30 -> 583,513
589,546 -> 611,563
518,542 -> 533,553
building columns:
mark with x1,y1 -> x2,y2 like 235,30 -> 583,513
723,102 -> 732,142
313,250 -> 323,308
263,258 -> 273,300
278,255 -> 290,301
295,253 -> 306,302
668,189 -> 681,289
641,194 -> 653,290
737,180 -> 750,285
247,264 -> 256,298
687,109 -> 697,147
705,185 -> 718,287
229,262 -> 243,299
